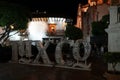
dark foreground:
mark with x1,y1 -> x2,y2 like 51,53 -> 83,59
0,57 -> 107,80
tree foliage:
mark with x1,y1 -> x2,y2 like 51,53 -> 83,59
92,14 -> 109,36
0,1 -> 31,30
0,1 -> 31,44
65,24 -> 83,40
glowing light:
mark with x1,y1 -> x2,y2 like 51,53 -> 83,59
9,31 -> 20,41
28,21 -> 48,41
7,17 -> 67,41
82,7 -> 89,12
10,25 -> 14,29
97,0 -> 103,4
51,27 -> 54,30
28,17 -> 67,41
88,0 -> 104,6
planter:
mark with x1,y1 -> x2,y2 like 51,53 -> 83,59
104,72 -> 120,80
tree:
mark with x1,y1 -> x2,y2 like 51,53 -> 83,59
0,1 -> 31,44
65,24 -> 83,40
91,14 -> 109,45
92,21 -> 105,36
92,14 -> 109,36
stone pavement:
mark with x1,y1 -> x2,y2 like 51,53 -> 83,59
0,57 -> 107,80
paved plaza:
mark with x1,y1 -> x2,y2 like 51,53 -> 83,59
0,57 -> 107,80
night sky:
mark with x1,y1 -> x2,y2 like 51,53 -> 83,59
3,0 -> 88,23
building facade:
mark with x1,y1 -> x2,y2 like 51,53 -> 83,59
75,0 -> 110,42
27,11 -> 73,42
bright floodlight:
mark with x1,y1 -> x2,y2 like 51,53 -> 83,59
9,31 -> 20,41
28,21 -> 48,41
